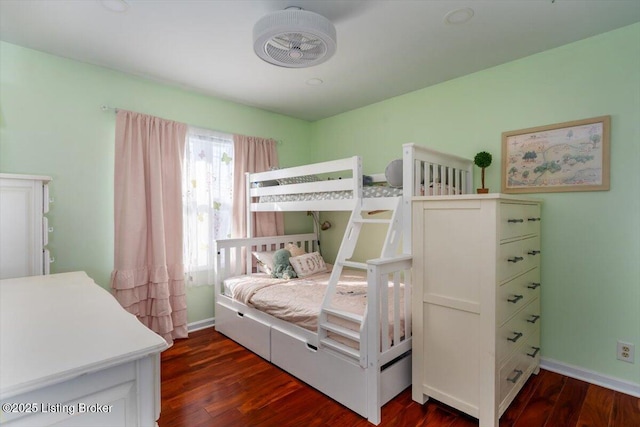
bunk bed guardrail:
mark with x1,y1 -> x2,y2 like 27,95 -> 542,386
247,156 -> 363,213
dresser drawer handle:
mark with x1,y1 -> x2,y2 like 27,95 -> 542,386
507,332 -> 524,342
508,294 -> 524,304
527,282 -> 541,290
508,219 -> 524,223
527,315 -> 540,324
527,217 -> 541,222
508,257 -> 524,263
527,250 -> 541,255
507,369 -> 524,383
527,346 -> 541,358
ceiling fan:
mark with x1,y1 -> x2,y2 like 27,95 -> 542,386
253,7 -> 337,68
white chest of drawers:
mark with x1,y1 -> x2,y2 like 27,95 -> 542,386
411,194 -> 542,427
0,173 -> 52,279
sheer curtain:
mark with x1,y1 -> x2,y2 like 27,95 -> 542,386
183,127 -> 234,287
232,134 -> 284,239
110,110 -> 188,345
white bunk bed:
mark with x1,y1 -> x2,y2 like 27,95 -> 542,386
214,143 -> 473,424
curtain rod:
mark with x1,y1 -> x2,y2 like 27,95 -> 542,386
101,104 -> 118,112
100,104 -> 283,145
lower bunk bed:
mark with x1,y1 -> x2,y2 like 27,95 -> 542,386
214,233 -> 412,425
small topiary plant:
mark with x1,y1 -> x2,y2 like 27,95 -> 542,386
474,151 -> 493,192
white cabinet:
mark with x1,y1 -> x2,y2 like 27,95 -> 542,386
0,173 -> 52,279
411,194 -> 542,427
0,272 -> 168,427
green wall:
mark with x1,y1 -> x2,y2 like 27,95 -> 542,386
0,41 -> 314,323
1,22 -> 638,387
312,23 -> 640,386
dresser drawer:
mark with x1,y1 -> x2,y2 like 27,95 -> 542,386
499,332 -> 540,405
500,203 -> 541,241
522,204 -> 541,237
499,240 -> 523,282
497,298 -> 540,363
497,268 -> 540,325
521,236 -> 541,273
498,236 -> 541,283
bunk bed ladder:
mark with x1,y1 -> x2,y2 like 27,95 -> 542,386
318,197 -> 403,367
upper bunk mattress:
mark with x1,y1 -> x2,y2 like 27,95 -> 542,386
259,185 -> 402,203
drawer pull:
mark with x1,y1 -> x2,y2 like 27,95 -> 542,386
236,312 -> 244,318
306,343 -> 318,352
508,219 -> 524,223
508,294 -> 524,304
507,332 -> 524,342
527,217 -> 541,222
527,315 -> 540,324
527,250 -> 541,255
508,257 -> 524,263
527,282 -> 541,290
507,369 -> 524,383
527,346 -> 541,358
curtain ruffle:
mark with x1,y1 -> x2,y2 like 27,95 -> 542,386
110,265 -> 187,345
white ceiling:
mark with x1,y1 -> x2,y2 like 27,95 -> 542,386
1,1 -> 639,121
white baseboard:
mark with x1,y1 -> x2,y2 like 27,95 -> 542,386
540,357 -> 640,397
187,317 -> 215,332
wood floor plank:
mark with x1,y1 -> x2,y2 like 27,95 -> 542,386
610,391 -> 640,427
513,370 -> 566,427
159,406 -> 214,427
576,384 -> 615,427
447,414 -> 480,427
158,328 -> 640,427
545,377 -> 590,427
500,369 -> 545,426
417,403 -> 460,427
383,390 -> 430,427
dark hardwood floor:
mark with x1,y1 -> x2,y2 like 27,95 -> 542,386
159,328 -> 639,427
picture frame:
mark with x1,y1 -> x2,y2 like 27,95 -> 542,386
501,115 -> 610,194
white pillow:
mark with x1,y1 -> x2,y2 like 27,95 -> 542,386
285,242 -> 306,257
289,252 -> 328,278
385,159 -> 403,188
252,251 -> 276,274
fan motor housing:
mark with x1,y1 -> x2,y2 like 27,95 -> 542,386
253,9 -> 337,68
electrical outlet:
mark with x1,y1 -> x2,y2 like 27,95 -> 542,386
617,341 -> 635,363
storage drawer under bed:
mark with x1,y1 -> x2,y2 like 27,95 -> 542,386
215,302 -> 271,361
270,326 -> 368,418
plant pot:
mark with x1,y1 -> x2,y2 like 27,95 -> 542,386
476,188 -> 489,194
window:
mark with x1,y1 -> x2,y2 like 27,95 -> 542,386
183,127 -> 233,286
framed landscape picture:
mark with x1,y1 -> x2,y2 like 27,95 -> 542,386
501,116 -> 610,193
